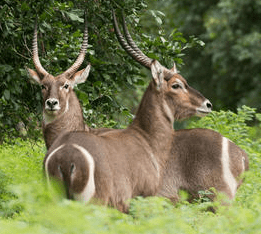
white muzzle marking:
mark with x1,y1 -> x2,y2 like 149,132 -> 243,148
45,98 -> 60,111
43,97 -> 69,125
196,99 -> 212,117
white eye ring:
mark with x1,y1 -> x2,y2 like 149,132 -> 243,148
60,82 -> 70,91
172,84 -> 181,89
63,84 -> 69,89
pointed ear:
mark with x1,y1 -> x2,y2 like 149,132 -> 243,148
26,67 -> 41,84
71,64 -> 91,86
151,60 -> 164,90
170,62 -> 178,74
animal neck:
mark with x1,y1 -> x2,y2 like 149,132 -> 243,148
43,92 -> 86,149
130,82 -> 174,155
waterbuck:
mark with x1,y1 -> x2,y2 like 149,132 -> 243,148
112,11 -> 249,204
26,15 -> 91,149
44,47 -> 212,212
159,129 -> 249,204
40,10 -> 247,212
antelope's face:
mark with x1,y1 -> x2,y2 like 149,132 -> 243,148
27,65 -> 91,123
166,74 -> 212,119
151,60 -> 212,120
40,76 -> 71,116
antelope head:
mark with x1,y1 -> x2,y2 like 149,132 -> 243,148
112,10 -> 212,120
27,16 -> 90,124
150,60 -> 212,121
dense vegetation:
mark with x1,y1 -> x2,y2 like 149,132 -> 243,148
1,0 -> 260,233
1,0 -> 260,141
148,0 -> 261,111
0,107 -> 260,233
0,0 -> 191,141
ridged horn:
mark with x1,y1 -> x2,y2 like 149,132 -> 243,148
121,11 -> 152,63
112,10 -> 152,69
32,19 -> 50,78
62,11 -> 88,79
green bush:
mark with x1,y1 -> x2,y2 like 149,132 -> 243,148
1,0 -> 199,141
188,105 -> 257,144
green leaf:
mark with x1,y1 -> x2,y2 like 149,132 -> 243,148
155,16 -> 162,25
66,12 -> 83,23
0,65 -> 13,74
3,90 -> 10,100
93,81 -> 102,88
256,113 -> 261,122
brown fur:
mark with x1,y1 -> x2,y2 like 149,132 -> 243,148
46,145 -> 90,198
158,128 -> 249,202
42,84 -> 86,149
27,68 -> 90,149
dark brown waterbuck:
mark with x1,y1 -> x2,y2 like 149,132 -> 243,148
112,11 -> 249,203
39,11 -> 247,211
26,15 -> 91,149
43,18 -> 212,212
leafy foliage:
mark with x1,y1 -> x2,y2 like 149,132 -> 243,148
1,0 -> 261,232
0,169 -> 19,218
1,0 -> 197,141
147,0 -> 261,111
188,105 -> 257,145
0,108 -> 260,233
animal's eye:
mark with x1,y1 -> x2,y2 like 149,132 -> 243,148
172,84 -> 181,89
41,85 -> 46,90
63,84 -> 69,89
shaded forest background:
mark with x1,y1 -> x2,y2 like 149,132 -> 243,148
1,0 -> 260,142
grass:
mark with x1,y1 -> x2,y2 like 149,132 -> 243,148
0,106 -> 260,233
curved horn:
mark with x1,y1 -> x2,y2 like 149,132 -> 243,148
62,12 -> 88,79
32,20 -> 50,78
121,11 -> 152,64
112,10 -> 152,69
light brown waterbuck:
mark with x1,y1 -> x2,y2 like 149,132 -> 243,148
26,15 -> 91,149
43,13 -> 212,212
112,11 -> 249,204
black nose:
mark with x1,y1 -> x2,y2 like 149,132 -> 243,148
206,101 -> 212,110
46,99 -> 58,108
